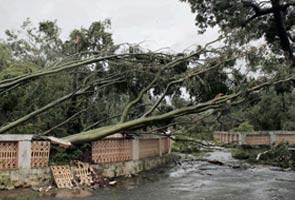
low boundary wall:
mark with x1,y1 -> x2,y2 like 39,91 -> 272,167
0,135 -> 171,189
213,131 -> 295,145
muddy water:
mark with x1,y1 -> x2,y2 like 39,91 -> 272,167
7,150 -> 295,200
83,151 -> 295,200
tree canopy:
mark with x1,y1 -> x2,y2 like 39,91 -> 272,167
0,12 -> 294,146
181,0 -> 295,67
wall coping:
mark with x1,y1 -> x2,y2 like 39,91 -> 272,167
0,134 -> 33,141
214,131 -> 295,135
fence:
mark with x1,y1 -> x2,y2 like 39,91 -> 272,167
92,139 -> 133,163
0,135 -> 171,170
92,137 -> 171,164
213,131 -> 295,145
31,141 -> 51,168
0,135 -> 50,170
0,142 -> 18,170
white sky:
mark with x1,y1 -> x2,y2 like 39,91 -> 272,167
0,0 -> 218,52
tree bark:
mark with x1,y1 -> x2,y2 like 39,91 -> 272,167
271,0 -> 295,68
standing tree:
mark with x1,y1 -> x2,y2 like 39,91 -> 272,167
180,0 -> 295,68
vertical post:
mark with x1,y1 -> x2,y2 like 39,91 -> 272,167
239,132 -> 246,145
168,137 -> 172,154
132,139 -> 139,160
159,137 -> 163,156
269,132 -> 276,145
18,141 -> 32,169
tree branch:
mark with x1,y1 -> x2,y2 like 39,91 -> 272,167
84,113 -> 122,131
0,53 -> 169,92
242,1 -> 274,26
119,37 -> 224,122
38,109 -> 87,136
142,56 -> 239,117
62,73 -> 295,145
0,78 -> 122,134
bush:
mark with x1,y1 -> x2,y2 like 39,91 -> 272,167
231,121 -> 254,132
232,149 -> 250,159
258,142 -> 295,168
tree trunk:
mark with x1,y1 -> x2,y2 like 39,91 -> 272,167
271,0 -> 295,68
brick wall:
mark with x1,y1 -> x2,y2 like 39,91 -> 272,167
214,131 -> 295,145
31,141 -> 50,168
92,139 -> 133,164
0,138 -> 50,171
92,137 -> 171,164
0,142 -> 18,170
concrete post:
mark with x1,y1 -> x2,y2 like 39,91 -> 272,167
18,141 -> 32,169
0,135 -> 33,169
159,137 -> 163,156
269,132 -> 276,145
132,139 -> 139,160
168,138 -> 172,154
239,132 -> 246,145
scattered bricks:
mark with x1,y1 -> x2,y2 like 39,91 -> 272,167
0,142 -> 18,170
73,161 -> 93,186
51,165 -> 74,189
31,141 -> 50,168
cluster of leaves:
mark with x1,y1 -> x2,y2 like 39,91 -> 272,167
180,0 -> 295,65
1,3 -> 295,146
232,143 -> 295,168
1,19 -> 238,137
0,19 -> 123,136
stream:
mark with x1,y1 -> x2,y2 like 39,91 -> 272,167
2,149 -> 295,200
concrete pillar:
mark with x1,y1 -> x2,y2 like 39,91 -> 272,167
0,135 -> 33,169
132,139 -> 139,160
239,133 -> 246,145
269,132 -> 276,145
159,137 -> 163,156
18,141 -> 32,169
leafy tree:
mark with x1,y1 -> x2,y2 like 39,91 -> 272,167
1,18 -> 295,146
180,0 -> 295,67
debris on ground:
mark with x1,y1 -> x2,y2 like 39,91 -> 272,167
108,180 -> 117,186
72,161 -> 93,186
50,161 -> 115,190
51,165 -> 75,189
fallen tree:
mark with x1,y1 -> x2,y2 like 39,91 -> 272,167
62,74 -> 295,144
1,35 -> 293,147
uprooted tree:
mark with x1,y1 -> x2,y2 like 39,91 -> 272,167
0,18 -> 294,146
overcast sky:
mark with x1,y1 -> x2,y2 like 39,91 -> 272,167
0,0 -> 218,52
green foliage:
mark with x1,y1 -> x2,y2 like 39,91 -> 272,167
0,19 -> 119,135
49,143 -> 91,164
231,149 -> 250,159
181,0 -> 295,69
0,42 -> 12,71
231,121 -> 254,132
231,143 -> 295,168
0,62 -> 39,79
172,140 -> 200,154
258,143 -> 294,168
